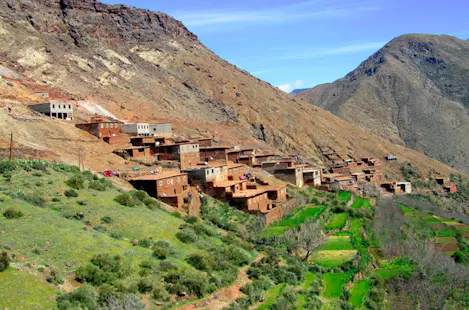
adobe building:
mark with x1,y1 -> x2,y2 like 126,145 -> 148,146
264,185 -> 288,203
76,119 -> 127,144
195,138 -> 212,147
303,168 -> 322,187
380,181 -> 412,195
129,171 -> 190,209
154,143 -> 200,169
274,166 -> 304,188
130,136 -> 156,147
231,189 -> 270,213
182,163 -> 228,187
149,123 -> 172,138
261,159 -> 295,174
200,146 -> 231,162
117,146 -> 152,159
227,148 -> 254,163
30,100 -> 74,120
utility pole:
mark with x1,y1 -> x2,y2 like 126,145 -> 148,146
78,148 -> 82,171
9,132 -> 13,161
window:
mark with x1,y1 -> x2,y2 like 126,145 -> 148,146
159,181 -> 163,186
177,177 -> 181,183
101,124 -> 104,128
110,123 -> 114,128
183,176 -> 186,181
106,123 -> 109,128
52,104 -> 55,108
58,105 -> 61,108
167,179 -> 171,185
68,105 -> 71,109
211,169 -> 214,174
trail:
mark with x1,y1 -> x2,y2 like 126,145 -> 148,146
178,254 -> 264,310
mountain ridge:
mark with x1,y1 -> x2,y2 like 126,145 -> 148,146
299,34 -> 469,172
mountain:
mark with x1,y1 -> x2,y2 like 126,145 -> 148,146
290,88 -> 308,95
0,1 -> 459,179
298,34 -> 469,173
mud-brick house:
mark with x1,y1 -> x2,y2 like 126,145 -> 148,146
227,163 -> 248,180
118,146 -> 152,159
261,159 -> 295,174
211,179 -> 248,200
76,119 -> 128,144
195,138 -> 212,147
182,163 -> 228,187
199,146 -> 231,162
154,143 -> 200,169
227,148 -> 254,163
303,168 -> 322,186
380,182 -> 412,195
264,185 -> 288,203
129,171 -> 190,209
30,100 -> 74,120
149,123 -> 172,138
435,177 -> 450,186
274,166 -> 304,188
231,189 -> 270,213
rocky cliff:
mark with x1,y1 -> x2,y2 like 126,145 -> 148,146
0,1 -> 459,178
298,34 -> 469,172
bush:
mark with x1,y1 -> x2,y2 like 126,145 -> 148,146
65,174 -> 86,190
109,231 -> 123,240
64,189 -> 78,198
46,269 -> 64,285
51,197 -> 61,202
3,207 -> 23,219
0,252 -> 11,272
114,193 -> 137,207
152,283 -> 170,301
32,171 -> 43,177
89,180 -> 107,191
16,192 -> 46,207
159,261 -> 178,272
187,254 -> 216,271
153,247 -> 169,260
77,200 -> 87,206
165,269 -> 212,298
143,197 -> 160,210
0,160 -> 16,175
176,229 -> 197,243
185,216 -> 199,224
57,285 -> 98,310
101,216 -> 112,224
130,190 -> 149,202
193,223 -> 218,237
137,277 -> 155,293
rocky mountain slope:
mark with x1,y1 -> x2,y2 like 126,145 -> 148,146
298,34 -> 469,173
0,1 -> 459,179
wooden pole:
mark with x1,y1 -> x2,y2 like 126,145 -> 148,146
78,149 -> 81,171
9,132 -> 13,161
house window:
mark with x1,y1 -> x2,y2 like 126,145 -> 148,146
52,104 -> 55,108
167,179 -> 171,185
110,123 -> 114,128
106,123 -> 109,128
101,124 -> 104,128
183,176 -> 186,181
58,105 -> 61,108
159,181 -> 163,186
177,177 -> 180,183
68,105 -> 71,109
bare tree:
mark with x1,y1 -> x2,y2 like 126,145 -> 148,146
283,220 -> 327,261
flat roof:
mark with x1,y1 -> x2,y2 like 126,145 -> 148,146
226,148 -> 254,153
200,146 -> 232,150
232,188 -> 269,198
227,162 -> 245,168
213,179 -> 247,187
130,170 -> 187,181
335,176 -> 354,181
254,153 -> 276,157
183,163 -> 228,170
121,146 -> 151,150
154,142 -> 198,147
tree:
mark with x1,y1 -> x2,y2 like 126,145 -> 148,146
284,220 -> 326,261
0,252 -> 10,272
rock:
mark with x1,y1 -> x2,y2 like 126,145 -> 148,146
6,82 -> 13,87
236,92 -> 241,97
4,245 -> 11,250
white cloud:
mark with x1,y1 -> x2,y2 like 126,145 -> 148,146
278,84 -> 294,93
174,1 -> 381,28
294,80 -> 304,87
277,41 -> 386,60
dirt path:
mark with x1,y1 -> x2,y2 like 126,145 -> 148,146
178,254 -> 264,310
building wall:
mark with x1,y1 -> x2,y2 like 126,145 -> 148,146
180,152 -> 200,169
267,188 -> 287,202
156,175 -> 189,197
228,166 -> 246,180
103,135 -> 129,145
274,168 -> 304,187
121,123 -> 150,136
200,148 -> 228,162
149,123 -> 172,138
246,193 -> 270,212
197,139 -> 212,147
131,148 -> 152,158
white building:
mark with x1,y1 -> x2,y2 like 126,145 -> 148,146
120,123 -> 150,137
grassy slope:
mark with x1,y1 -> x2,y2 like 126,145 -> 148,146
321,272 -> 352,298
325,212 -> 349,230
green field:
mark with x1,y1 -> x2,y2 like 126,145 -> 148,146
372,259 -> 413,281
256,284 -> 286,310
325,212 -> 349,230
262,205 -> 327,236
321,272 -> 352,299
338,191 -> 352,202
0,269 -> 58,309
351,197 -> 371,209
349,279 -> 371,308
318,235 -> 354,251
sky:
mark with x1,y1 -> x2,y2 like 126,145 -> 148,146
103,0 -> 469,92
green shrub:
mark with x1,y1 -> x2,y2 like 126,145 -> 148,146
65,174 -> 86,190
193,222 -> 218,237
32,171 -> 43,177
130,190 -> 149,202
93,224 -> 108,232
138,238 -> 153,248
176,229 -> 197,243
3,207 -> 23,219
109,231 -> 123,239
187,253 -> 216,271
51,197 -> 61,202
101,216 -> 112,224
89,180 -> 107,191
0,252 -> 10,272
77,200 -> 87,206
114,193 -> 137,207
143,197 -> 160,210
159,261 -> 178,272
57,285 -> 98,310
152,283 -> 170,301
153,247 -> 169,260
64,189 -> 78,198
46,269 -> 64,285
137,277 -> 156,293
0,160 -> 16,175
165,269 -> 212,298
76,254 -> 128,286
185,216 -> 199,224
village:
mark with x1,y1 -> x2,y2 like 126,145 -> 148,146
2,75 -> 459,226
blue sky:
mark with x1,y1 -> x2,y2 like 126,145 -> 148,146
103,0 -> 469,92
